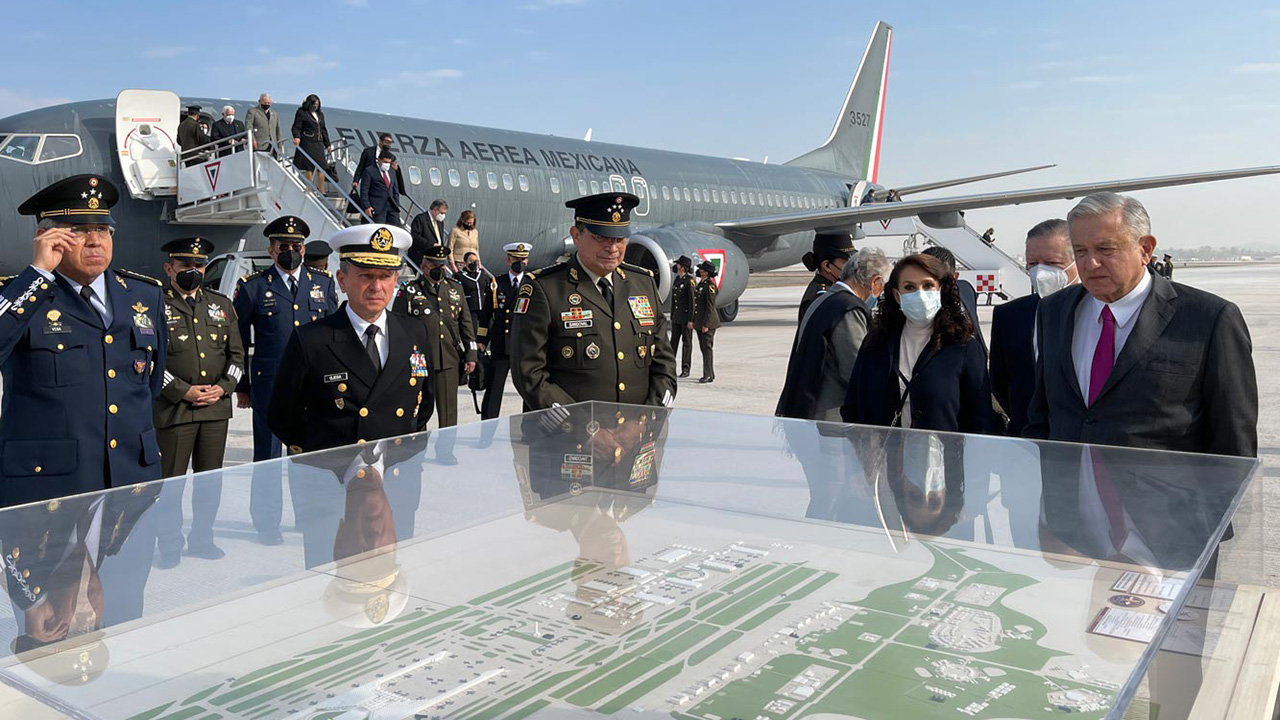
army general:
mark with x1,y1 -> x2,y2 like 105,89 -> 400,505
0,175 -> 167,508
511,193 -> 677,412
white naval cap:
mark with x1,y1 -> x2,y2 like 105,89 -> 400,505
503,242 -> 532,258
328,224 -> 412,268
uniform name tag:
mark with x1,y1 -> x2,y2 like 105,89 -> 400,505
324,372 -> 348,383
410,351 -> 429,377
627,296 -> 655,327
561,307 -> 593,329
310,285 -> 324,302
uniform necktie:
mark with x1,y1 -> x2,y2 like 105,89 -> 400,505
288,275 -> 298,298
185,295 -> 197,310
597,278 -> 614,308
80,285 -> 96,306
364,325 -> 382,373
1087,305 -> 1116,406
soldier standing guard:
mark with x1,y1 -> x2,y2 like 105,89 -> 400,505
0,174 -> 167,508
511,193 -> 677,418
669,255 -> 695,378
151,238 -> 245,567
233,215 -> 338,544
693,260 -> 721,383
480,242 -> 531,420
267,225 -> 435,453
393,244 -> 477,429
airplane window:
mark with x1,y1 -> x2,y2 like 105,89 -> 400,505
791,196 -> 798,208
467,170 -> 480,188
408,166 -> 422,185
682,188 -> 690,202
502,173 -> 514,191
662,186 -> 670,201
428,167 -> 441,186
448,169 -> 461,187
712,189 -> 720,203
518,174 -> 529,192
578,179 -> 588,194
731,191 -> 739,205
487,172 -> 499,190
37,134 -> 82,163
590,180 -> 601,194
549,177 -> 561,194
0,135 -> 41,163
693,188 -> 702,202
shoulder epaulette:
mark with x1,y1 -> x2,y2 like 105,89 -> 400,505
115,268 -> 163,287
240,270 -> 267,283
528,262 -> 568,279
0,275 -> 14,290
312,269 -> 332,278
620,262 -> 654,278
204,288 -> 231,301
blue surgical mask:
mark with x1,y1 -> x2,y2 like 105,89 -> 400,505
866,294 -> 879,311
899,289 -> 942,326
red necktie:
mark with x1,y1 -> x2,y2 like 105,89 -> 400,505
1087,305 -> 1115,406
382,170 -> 391,189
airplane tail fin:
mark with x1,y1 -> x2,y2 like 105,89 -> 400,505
785,21 -> 892,182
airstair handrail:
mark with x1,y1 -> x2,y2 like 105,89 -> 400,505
274,133 -> 375,227
179,129 -> 254,163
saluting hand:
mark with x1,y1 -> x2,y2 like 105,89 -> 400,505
33,228 -> 76,273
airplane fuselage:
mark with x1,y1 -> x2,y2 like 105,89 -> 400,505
0,98 -> 853,280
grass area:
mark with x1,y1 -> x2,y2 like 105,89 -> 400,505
706,566 -> 819,625
565,656 -> 663,706
797,607 -> 910,665
688,630 -> 743,666
597,662 -> 684,714
467,561 -> 574,605
690,653 -> 845,720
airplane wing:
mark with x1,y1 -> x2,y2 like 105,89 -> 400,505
879,164 -> 1055,199
717,165 -> 1280,238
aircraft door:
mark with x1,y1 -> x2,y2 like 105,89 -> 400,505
630,177 -> 650,216
116,90 -> 181,200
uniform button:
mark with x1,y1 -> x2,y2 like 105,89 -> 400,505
396,408 -> 405,417
8,548 -> 17,559
199,352 -> 206,359
32,586 -> 40,595
200,370 -> 208,377
56,343 -> 64,351
356,468 -> 367,479
359,408 -> 369,417
39,283 -> 48,290
33,466 -> 41,474
357,438 -> 366,444
294,320 -> 301,326
21,569 -> 28,578
613,447 -> 622,461
197,335 -> 203,341
293,304 -> 299,310
14,308 -> 22,315
337,383 -> 347,392
268,312 -> 273,317
618,383 -> 626,391
617,352 -> 624,360
576,332 -> 583,338
614,322 -> 622,330
109,404 -> 118,414
104,334 -> 114,344
27,295 -> 35,303
110,439 -> 117,449
409,378 -> 416,387
193,318 -> 199,324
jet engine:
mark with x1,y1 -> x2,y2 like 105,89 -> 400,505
625,225 -> 748,322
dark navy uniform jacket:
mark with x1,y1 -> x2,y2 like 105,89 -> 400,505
0,266 -> 167,507
233,267 -> 338,400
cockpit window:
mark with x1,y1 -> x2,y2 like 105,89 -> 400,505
0,135 -> 41,163
0,134 -> 83,165
38,135 -> 82,162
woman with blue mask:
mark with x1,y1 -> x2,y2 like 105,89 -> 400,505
841,253 -> 995,434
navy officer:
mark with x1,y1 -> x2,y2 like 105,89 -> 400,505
233,215 -> 338,543
0,174 -> 167,507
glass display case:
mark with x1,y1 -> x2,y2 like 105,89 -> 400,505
0,403 -> 1260,719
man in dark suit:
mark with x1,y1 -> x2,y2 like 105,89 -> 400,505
1025,192 -> 1257,457
0,175 -> 168,508
410,199 -> 449,257
359,149 -> 402,226
921,245 -> 985,352
351,133 -> 405,211
480,242 -> 530,419
268,225 -> 434,453
990,218 -> 1076,436
208,106 -> 246,156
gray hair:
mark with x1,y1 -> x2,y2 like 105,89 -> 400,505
258,93 -> 271,103
1067,192 -> 1151,243
222,105 -> 235,116
842,247 -> 891,289
429,199 -> 449,211
37,218 -> 58,231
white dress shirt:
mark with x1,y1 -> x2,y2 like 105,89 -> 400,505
508,271 -> 524,289
275,265 -> 302,289
345,304 -> 389,367
36,268 -> 113,325
1071,269 -> 1152,400
579,264 -> 613,291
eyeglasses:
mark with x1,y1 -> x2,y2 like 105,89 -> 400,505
275,242 -> 304,252
66,225 -> 115,238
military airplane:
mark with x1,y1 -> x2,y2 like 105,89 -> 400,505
0,21 -> 1275,319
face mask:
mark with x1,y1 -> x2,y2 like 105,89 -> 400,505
467,261 -> 479,272
866,294 -> 879,311
277,249 -> 303,272
899,289 -> 942,325
261,103 -> 271,111
379,161 -> 391,170
225,116 -> 235,123
510,260 -> 525,274
428,266 -> 445,282
1029,262 -> 1075,296
435,213 -> 447,223
175,268 -> 204,292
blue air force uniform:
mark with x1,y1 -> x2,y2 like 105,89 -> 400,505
232,216 -> 337,541
0,175 -> 167,508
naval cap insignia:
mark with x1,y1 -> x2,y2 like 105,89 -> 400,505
371,227 -> 393,251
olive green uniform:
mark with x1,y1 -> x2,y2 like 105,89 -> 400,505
511,255 -> 677,410
154,287 -> 244,553
393,276 -> 476,427
669,273 -> 695,375
693,277 -> 721,380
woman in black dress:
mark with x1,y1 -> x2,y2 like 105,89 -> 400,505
291,94 -> 331,193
